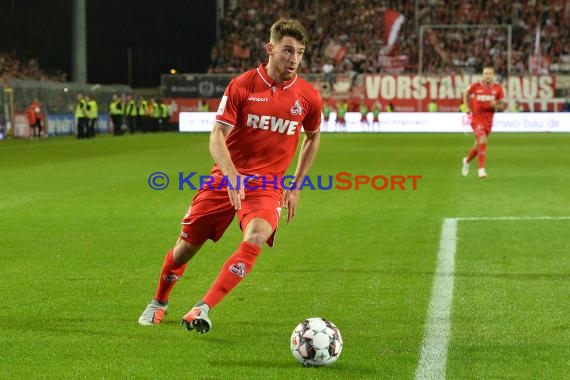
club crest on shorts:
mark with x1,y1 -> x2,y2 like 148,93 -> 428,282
229,262 -> 247,278
290,100 -> 302,116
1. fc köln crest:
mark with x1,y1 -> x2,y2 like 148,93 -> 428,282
290,100 -> 302,116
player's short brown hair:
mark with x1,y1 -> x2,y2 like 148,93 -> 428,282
270,19 -> 309,46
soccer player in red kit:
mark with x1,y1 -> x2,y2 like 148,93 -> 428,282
138,19 -> 323,333
462,66 -> 506,178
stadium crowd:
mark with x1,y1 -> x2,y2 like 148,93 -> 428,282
0,52 -> 66,84
208,0 -> 570,76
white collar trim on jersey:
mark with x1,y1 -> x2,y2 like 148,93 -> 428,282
256,65 -> 298,90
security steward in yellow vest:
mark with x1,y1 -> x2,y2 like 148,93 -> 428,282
109,94 -> 124,136
85,96 -> 98,138
150,98 -> 161,132
137,97 -> 149,133
159,101 -> 170,131
75,94 -> 88,139
125,95 -> 138,134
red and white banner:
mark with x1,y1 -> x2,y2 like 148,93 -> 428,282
529,55 -> 552,74
530,25 -> 546,74
377,55 -> 408,74
364,74 -> 555,99
324,40 -> 347,63
168,74 -> 561,115
314,74 -> 558,111
382,10 -> 405,56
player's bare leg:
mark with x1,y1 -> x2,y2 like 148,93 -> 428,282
476,134 -> 488,178
139,239 -> 202,326
172,238 -> 202,262
463,126 -> 488,178
462,139 -> 478,177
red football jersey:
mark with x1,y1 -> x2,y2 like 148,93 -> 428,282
466,81 -> 505,129
213,64 -> 323,185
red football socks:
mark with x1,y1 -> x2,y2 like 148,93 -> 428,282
477,143 -> 487,168
202,241 -> 261,309
466,147 -> 477,163
154,249 -> 188,304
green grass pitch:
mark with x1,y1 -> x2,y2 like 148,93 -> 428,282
1,132 -> 569,379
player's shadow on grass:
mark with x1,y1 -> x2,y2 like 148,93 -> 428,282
209,359 -> 293,369
207,358 -> 378,376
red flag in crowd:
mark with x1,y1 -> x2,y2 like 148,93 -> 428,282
324,40 -> 347,63
529,24 -> 551,74
232,42 -> 250,59
383,9 -> 405,56
426,29 -> 448,61
534,24 -> 541,57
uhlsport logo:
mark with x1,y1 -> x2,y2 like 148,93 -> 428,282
248,96 -> 270,102
229,263 -> 247,278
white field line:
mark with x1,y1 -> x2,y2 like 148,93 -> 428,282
457,216 -> 570,221
414,216 -> 570,380
415,218 -> 457,380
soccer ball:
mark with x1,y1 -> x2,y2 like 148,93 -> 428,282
290,317 -> 343,366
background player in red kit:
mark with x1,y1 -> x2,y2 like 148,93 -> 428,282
139,19 -> 323,333
27,98 -> 44,139
462,66 -> 506,178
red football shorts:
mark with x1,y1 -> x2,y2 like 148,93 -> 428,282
179,188 -> 283,247
471,122 -> 491,138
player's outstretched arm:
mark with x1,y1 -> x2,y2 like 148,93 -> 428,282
209,122 -> 245,209
284,129 -> 321,223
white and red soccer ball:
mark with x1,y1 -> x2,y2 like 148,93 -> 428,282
290,317 -> 343,366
